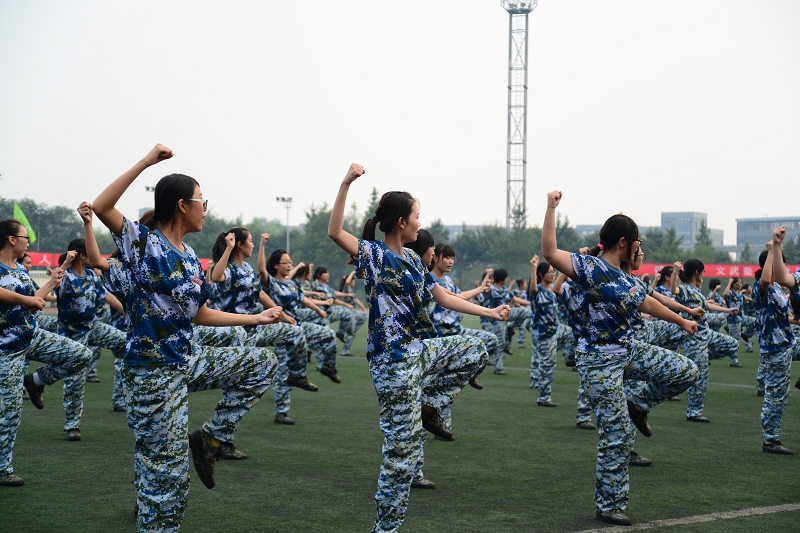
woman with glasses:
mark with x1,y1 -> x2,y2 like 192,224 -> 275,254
675,260 -> 739,424
92,144 -> 284,533
262,249 -> 340,384
210,228 -> 318,427
542,191 -> 699,527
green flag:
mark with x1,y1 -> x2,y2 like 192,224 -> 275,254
13,202 -> 37,244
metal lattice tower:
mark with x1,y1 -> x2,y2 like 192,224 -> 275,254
501,0 -> 537,228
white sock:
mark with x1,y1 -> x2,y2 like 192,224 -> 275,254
32,372 -> 43,386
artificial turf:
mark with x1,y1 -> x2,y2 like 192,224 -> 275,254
4,316 -> 799,532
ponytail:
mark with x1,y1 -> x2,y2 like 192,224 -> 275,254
361,191 -> 417,241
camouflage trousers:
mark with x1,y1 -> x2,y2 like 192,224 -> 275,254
244,323 -> 309,416
759,346 -> 793,442
23,314 -> 58,376
369,335 -> 487,533
727,316 -> 756,353
341,310 -> 367,355
484,320 -> 508,371
112,357 -> 125,410
531,324 -> 572,403
61,322 -> 126,431
637,320 -> 687,353
123,344 -> 277,533
706,312 -> 726,332
530,324 -> 572,387
682,327 -> 738,418
759,339 -> 800,391
509,306 -> 532,348
1,330 -> 92,476
577,340 -> 698,512
192,325 -> 247,347
86,307 -> 113,379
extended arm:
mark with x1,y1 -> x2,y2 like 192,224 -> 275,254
650,290 -> 703,317
194,304 -> 282,327
0,287 -> 46,311
771,228 -> 796,289
211,233 -> 235,283
541,192 -> 578,279
93,144 -> 173,236
257,234 -> 269,282
722,278 -> 734,297
104,293 -> 125,314
431,284 -> 509,320
327,164 -> 363,257
639,295 -> 697,333
79,202 -> 110,272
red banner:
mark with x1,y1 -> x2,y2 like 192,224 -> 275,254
24,251 -> 211,271
633,263 -> 800,278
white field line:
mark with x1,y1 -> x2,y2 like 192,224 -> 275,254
574,502 -> 800,533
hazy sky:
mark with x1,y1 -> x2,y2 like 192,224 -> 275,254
1,1 -> 799,244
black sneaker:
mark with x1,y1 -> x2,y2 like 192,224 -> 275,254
687,415 -> 710,423
411,478 -> 436,489
113,405 -> 126,412
596,510 -> 632,526
65,428 -> 81,441
335,331 -> 345,342
763,440 -> 793,455
502,348 -> 514,356
565,359 -> 576,367
86,376 -> 100,383
421,407 -> 452,440
628,450 -> 652,467
286,376 -> 319,392
0,473 -> 24,486
627,400 -> 652,437
493,369 -> 506,375
757,390 -> 765,397
219,442 -> 248,460
274,413 -> 295,425
468,377 -> 483,390
537,401 -> 557,407
730,362 -> 743,368
188,429 -> 219,489
576,421 -> 596,430
23,374 -> 44,410
795,377 -> 800,390
318,368 -> 342,384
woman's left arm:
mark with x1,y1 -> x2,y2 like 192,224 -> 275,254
431,284 -> 509,320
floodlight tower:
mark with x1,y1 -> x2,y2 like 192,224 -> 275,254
501,0 -> 537,229
276,197 -> 293,253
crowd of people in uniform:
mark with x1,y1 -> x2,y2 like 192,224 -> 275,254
1,148 -> 798,532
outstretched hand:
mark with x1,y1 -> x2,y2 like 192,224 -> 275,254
688,307 -> 705,318
255,307 -> 283,325
342,163 -> 365,185
21,295 -> 46,312
547,191 -> 562,209
142,144 -> 173,166
77,202 -> 93,225
490,304 -> 511,322
681,319 -> 698,335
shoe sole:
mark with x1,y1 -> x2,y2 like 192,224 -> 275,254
188,430 -> 216,489
24,376 -> 45,410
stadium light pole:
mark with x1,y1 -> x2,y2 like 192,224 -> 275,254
501,0 -> 537,229
276,197 -> 293,253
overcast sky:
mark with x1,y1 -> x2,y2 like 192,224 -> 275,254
1,1 -> 799,244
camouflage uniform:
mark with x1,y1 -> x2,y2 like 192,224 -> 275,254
511,288 -> 529,347
676,283 -> 738,418
1,259 -> 93,478
340,285 -> 368,355
529,283 -> 571,403
352,239 -> 487,533
113,216 -> 277,533
724,289 -> 754,362
570,254 -> 698,514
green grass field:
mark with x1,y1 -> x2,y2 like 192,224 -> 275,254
4,316 -> 800,533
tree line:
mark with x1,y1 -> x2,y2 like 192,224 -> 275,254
4,195 -> 800,287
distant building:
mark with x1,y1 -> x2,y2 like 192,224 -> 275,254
736,216 -> 800,252
661,212 -> 724,249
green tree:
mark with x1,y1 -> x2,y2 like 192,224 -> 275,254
510,205 -> 527,231
782,235 -> 800,263
695,219 -> 713,247
427,219 -> 450,243
555,214 -> 581,253
651,227 -> 683,263
739,240 -> 753,264
362,187 -> 380,226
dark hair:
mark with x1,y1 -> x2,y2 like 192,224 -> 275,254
20,253 -> 31,261
294,264 -> 309,280
211,227 -> 250,263
67,238 -> 87,256
138,210 -> 155,229
589,214 -> 640,258
361,191 -> 417,240
434,243 -> 455,260
754,269 -> 762,281
759,249 -> 787,268
656,266 -> 674,287
708,278 -> 721,291
536,262 -> 551,283
313,266 -> 328,281
480,271 -> 492,282
730,277 -> 741,286
742,283 -> 751,291
0,219 -> 22,250
151,174 -> 200,230
339,275 -> 349,292
642,274 -> 650,285
679,259 -> 704,283
493,268 -> 508,284
267,249 -> 289,276
58,252 -> 67,266
515,278 -> 525,288
789,292 -> 800,318
405,229 -> 434,262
